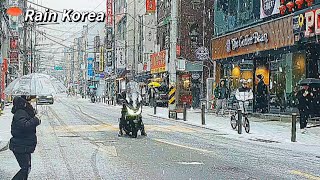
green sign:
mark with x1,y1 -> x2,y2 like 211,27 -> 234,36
54,66 -> 63,70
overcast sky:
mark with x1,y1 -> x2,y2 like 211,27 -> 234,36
31,0 -> 106,62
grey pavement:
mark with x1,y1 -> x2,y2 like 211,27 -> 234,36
0,95 -> 319,179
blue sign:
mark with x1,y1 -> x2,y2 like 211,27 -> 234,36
87,57 -> 94,77
99,73 -> 105,78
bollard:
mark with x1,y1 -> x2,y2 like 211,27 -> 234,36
183,102 -> 187,121
237,109 -> 242,134
201,104 -> 205,125
111,97 -> 114,105
153,105 -> 157,115
291,113 -> 297,142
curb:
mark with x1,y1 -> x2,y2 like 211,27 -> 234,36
147,114 -> 218,132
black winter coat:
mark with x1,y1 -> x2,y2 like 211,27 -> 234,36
9,97 -> 40,154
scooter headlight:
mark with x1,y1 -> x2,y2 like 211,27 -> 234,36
127,107 -> 136,116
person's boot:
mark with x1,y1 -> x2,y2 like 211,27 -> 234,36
141,129 -> 147,136
118,130 -> 123,137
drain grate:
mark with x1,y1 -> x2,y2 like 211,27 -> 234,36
249,138 -> 280,143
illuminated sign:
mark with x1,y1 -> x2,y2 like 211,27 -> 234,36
305,9 -> 320,37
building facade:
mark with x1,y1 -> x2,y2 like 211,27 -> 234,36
212,0 -> 320,113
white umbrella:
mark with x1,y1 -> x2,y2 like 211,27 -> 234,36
4,73 -> 66,96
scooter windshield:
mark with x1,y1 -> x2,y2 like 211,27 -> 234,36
126,81 -> 142,109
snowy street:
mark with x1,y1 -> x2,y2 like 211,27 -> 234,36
1,95 -> 320,179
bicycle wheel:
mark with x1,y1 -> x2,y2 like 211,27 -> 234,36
244,117 -> 250,133
230,114 -> 237,130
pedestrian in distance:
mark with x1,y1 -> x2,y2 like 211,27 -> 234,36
214,79 -> 230,115
256,74 -> 268,113
9,96 -> 41,180
297,85 -> 313,133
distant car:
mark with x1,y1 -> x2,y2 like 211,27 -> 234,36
37,94 -> 54,105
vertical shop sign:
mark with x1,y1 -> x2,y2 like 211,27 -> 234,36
106,51 -> 112,66
9,35 -> 19,64
94,36 -> 100,53
150,50 -> 167,74
106,0 -> 113,26
146,0 -> 156,14
87,58 -> 93,77
99,47 -> 105,72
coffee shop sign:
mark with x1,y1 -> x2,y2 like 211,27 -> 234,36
226,32 -> 269,53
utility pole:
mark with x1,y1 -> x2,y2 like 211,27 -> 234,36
23,0 -> 27,75
169,0 -> 177,112
132,0 -> 136,77
113,0 -> 116,77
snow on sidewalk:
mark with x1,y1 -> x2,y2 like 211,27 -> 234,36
143,106 -> 320,155
0,106 -> 13,151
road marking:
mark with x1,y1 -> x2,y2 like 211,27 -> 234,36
176,162 -> 204,165
95,143 -> 118,157
290,170 -> 320,180
153,139 -> 214,154
52,125 -> 196,133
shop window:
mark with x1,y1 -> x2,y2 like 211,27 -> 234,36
292,52 -> 306,87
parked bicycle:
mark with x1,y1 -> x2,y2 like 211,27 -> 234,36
230,79 -> 253,133
230,100 -> 250,133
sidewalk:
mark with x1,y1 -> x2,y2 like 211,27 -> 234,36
144,106 -> 320,155
0,106 -> 13,152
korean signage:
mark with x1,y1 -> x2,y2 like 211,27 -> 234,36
99,47 -> 105,72
9,51 -> 19,64
144,15 -> 155,53
106,0 -> 113,26
212,16 -> 294,60
94,36 -> 100,53
10,36 -> 18,49
260,0 -> 280,19
87,57 -> 94,77
146,0 -> 156,14
9,35 -> 19,64
150,50 -> 167,74
106,27 -> 113,49
116,42 -> 126,69
106,50 -> 112,67
293,8 -> 320,41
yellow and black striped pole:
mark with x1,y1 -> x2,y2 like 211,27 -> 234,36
168,86 -> 176,105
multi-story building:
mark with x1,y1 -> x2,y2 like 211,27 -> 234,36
155,0 -> 214,108
212,0 -> 320,113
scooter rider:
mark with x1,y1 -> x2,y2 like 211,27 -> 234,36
235,79 -> 254,113
118,90 -> 147,137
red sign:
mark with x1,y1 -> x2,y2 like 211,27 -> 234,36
146,0 -> 156,14
9,51 -> 19,64
305,8 -> 320,37
10,37 -> 18,49
1,59 -> 8,100
106,0 -> 113,26
150,50 -> 167,74
143,63 -> 147,71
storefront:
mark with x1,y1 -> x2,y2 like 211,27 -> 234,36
176,60 -> 203,108
212,15 -> 296,113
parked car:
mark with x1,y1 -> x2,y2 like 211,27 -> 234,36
37,94 -> 54,105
